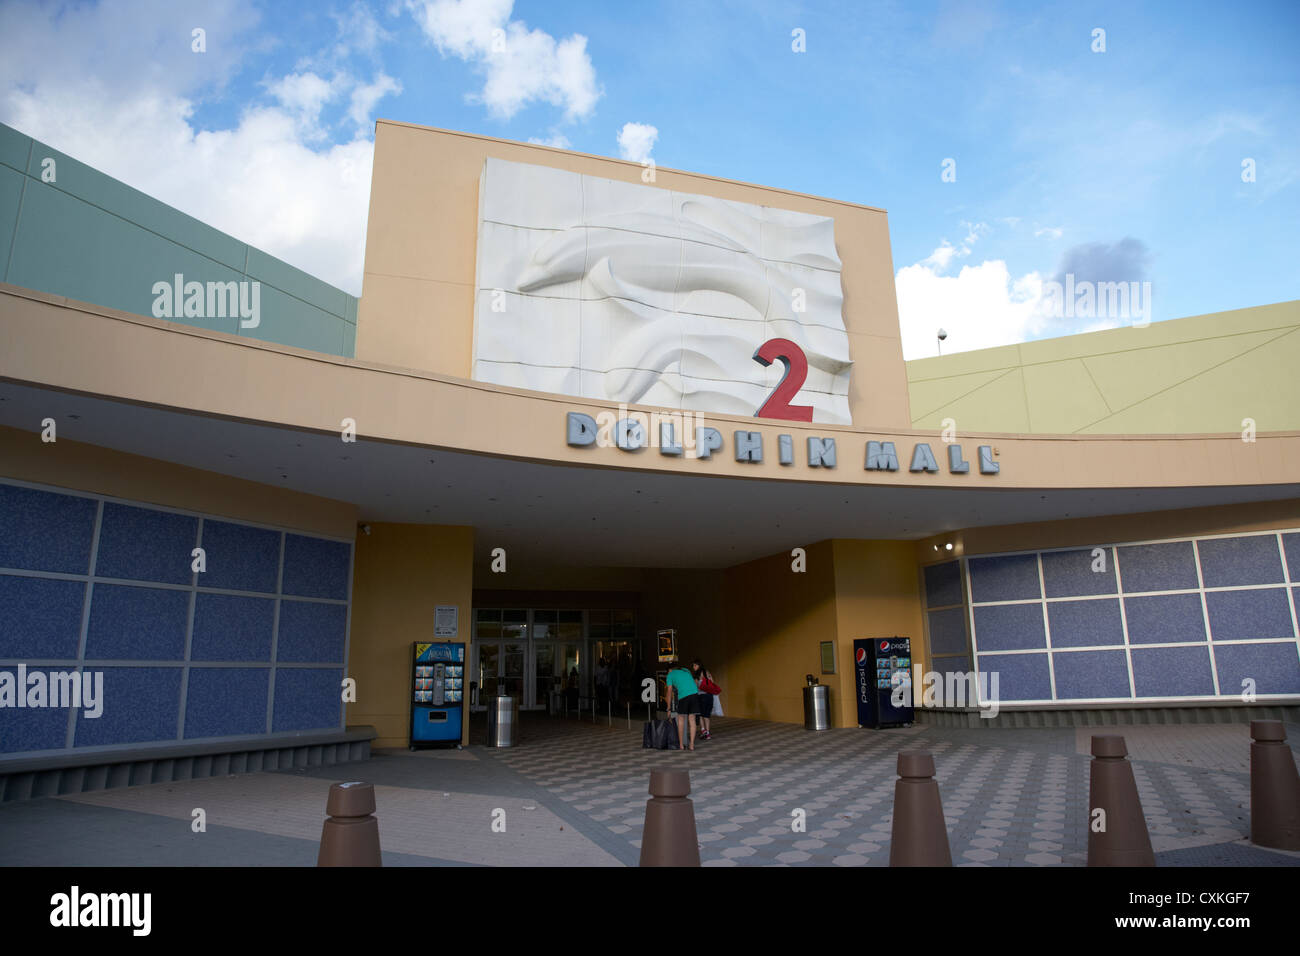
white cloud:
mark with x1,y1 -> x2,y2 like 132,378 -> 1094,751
1034,225 -> 1063,239
527,132 -> 571,149
895,231 -> 1141,358
348,73 -> 402,128
0,0 -> 403,297
405,0 -> 600,121
616,122 -> 657,163
265,71 -> 347,140
896,253 -> 1053,359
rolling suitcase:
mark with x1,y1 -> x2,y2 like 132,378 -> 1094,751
642,718 -> 680,750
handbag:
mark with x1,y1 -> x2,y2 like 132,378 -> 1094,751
711,695 -> 723,717
642,718 -> 680,750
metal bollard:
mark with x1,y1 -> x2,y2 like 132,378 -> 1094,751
1250,719 -> 1300,850
639,770 -> 701,867
889,751 -> 952,866
317,781 -> 382,867
1087,735 -> 1155,867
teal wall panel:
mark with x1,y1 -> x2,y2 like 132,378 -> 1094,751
29,141 -> 246,270
0,122 -> 357,358
243,283 -> 347,354
0,164 -> 25,278
245,245 -> 349,318
0,123 -> 30,171
8,182 -> 243,336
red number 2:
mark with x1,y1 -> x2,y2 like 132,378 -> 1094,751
753,338 -> 814,422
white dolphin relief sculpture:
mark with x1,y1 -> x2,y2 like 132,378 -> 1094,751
472,158 -> 853,424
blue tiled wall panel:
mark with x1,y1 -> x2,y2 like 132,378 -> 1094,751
975,653 -> 1052,701
924,561 -> 963,608
1283,533 -> 1300,582
84,584 -> 189,661
927,607 -> 967,656
272,667 -> 342,732
1116,541 -> 1199,593
0,680 -> 70,752
0,485 -> 96,573
1205,588 -> 1295,642
1212,642 -> 1300,695
1041,548 -> 1118,597
183,667 -> 269,738
1047,598 -> 1124,648
1052,649 -> 1132,700
72,667 -> 182,746
1197,535 -> 1284,588
973,603 -> 1046,652
276,600 -> 347,663
1131,645 -> 1217,697
95,503 -> 197,585
199,521 -> 280,593
190,593 -> 274,662
0,575 -> 85,660
968,553 -> 1041,603
1123,593 -> 1207,645
934,655 -> 971,675
281,535 -> 351,600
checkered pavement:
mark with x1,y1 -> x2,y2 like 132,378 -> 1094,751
483,714 -> 1300,867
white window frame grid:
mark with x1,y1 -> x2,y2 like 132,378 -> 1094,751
962,526 -> 1300,707
0,476 -> 355,754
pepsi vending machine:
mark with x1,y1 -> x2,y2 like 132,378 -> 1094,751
410,642 -> 465,748
853,637 -> 914,729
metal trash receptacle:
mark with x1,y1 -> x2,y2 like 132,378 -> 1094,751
487,695 -> 519,747
803,684 -> 830,731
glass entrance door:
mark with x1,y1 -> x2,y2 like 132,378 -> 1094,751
474,642 -> 500,706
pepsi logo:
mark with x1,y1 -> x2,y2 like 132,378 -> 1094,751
879,640 -> 889,651
855,648 -> 866,665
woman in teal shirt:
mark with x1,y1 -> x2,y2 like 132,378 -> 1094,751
665,664 -> 700,751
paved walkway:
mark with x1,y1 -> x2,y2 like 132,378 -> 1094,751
1,714 -> 1297,867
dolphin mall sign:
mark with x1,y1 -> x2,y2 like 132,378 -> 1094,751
565,411 -> 1001,475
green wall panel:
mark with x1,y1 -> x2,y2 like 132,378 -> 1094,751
0,164 -> 25,279
8,182 -> 244,336
0,122 -> 357,359
240,283 -> 348,355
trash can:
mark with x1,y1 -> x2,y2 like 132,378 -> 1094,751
487,695 -> 518,747
803,684 -> 830,731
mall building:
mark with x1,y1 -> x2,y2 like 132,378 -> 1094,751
0,118 -> 1297,799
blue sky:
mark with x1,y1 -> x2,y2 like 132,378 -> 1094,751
1,0 -> 1296,357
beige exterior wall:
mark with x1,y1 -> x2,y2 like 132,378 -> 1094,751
348,522 -> 475,748
914,496 -> 1300,565
4,286 -> 1296,495
0,424 -> 357,537
357,120 -> 912,430
907,300 -> 1300,434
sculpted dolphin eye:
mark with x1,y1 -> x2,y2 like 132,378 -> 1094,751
475,159 -> 853,424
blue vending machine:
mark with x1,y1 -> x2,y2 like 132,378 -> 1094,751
410,642 -> 465,748
853,636 -> 914,729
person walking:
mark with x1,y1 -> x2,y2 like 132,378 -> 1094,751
595,656 -> 610,712
664,660 -> 700,751
692,660 -> 721,740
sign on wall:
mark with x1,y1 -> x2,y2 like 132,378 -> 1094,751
434,606 -> 458,638
473,158 -> 853,424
